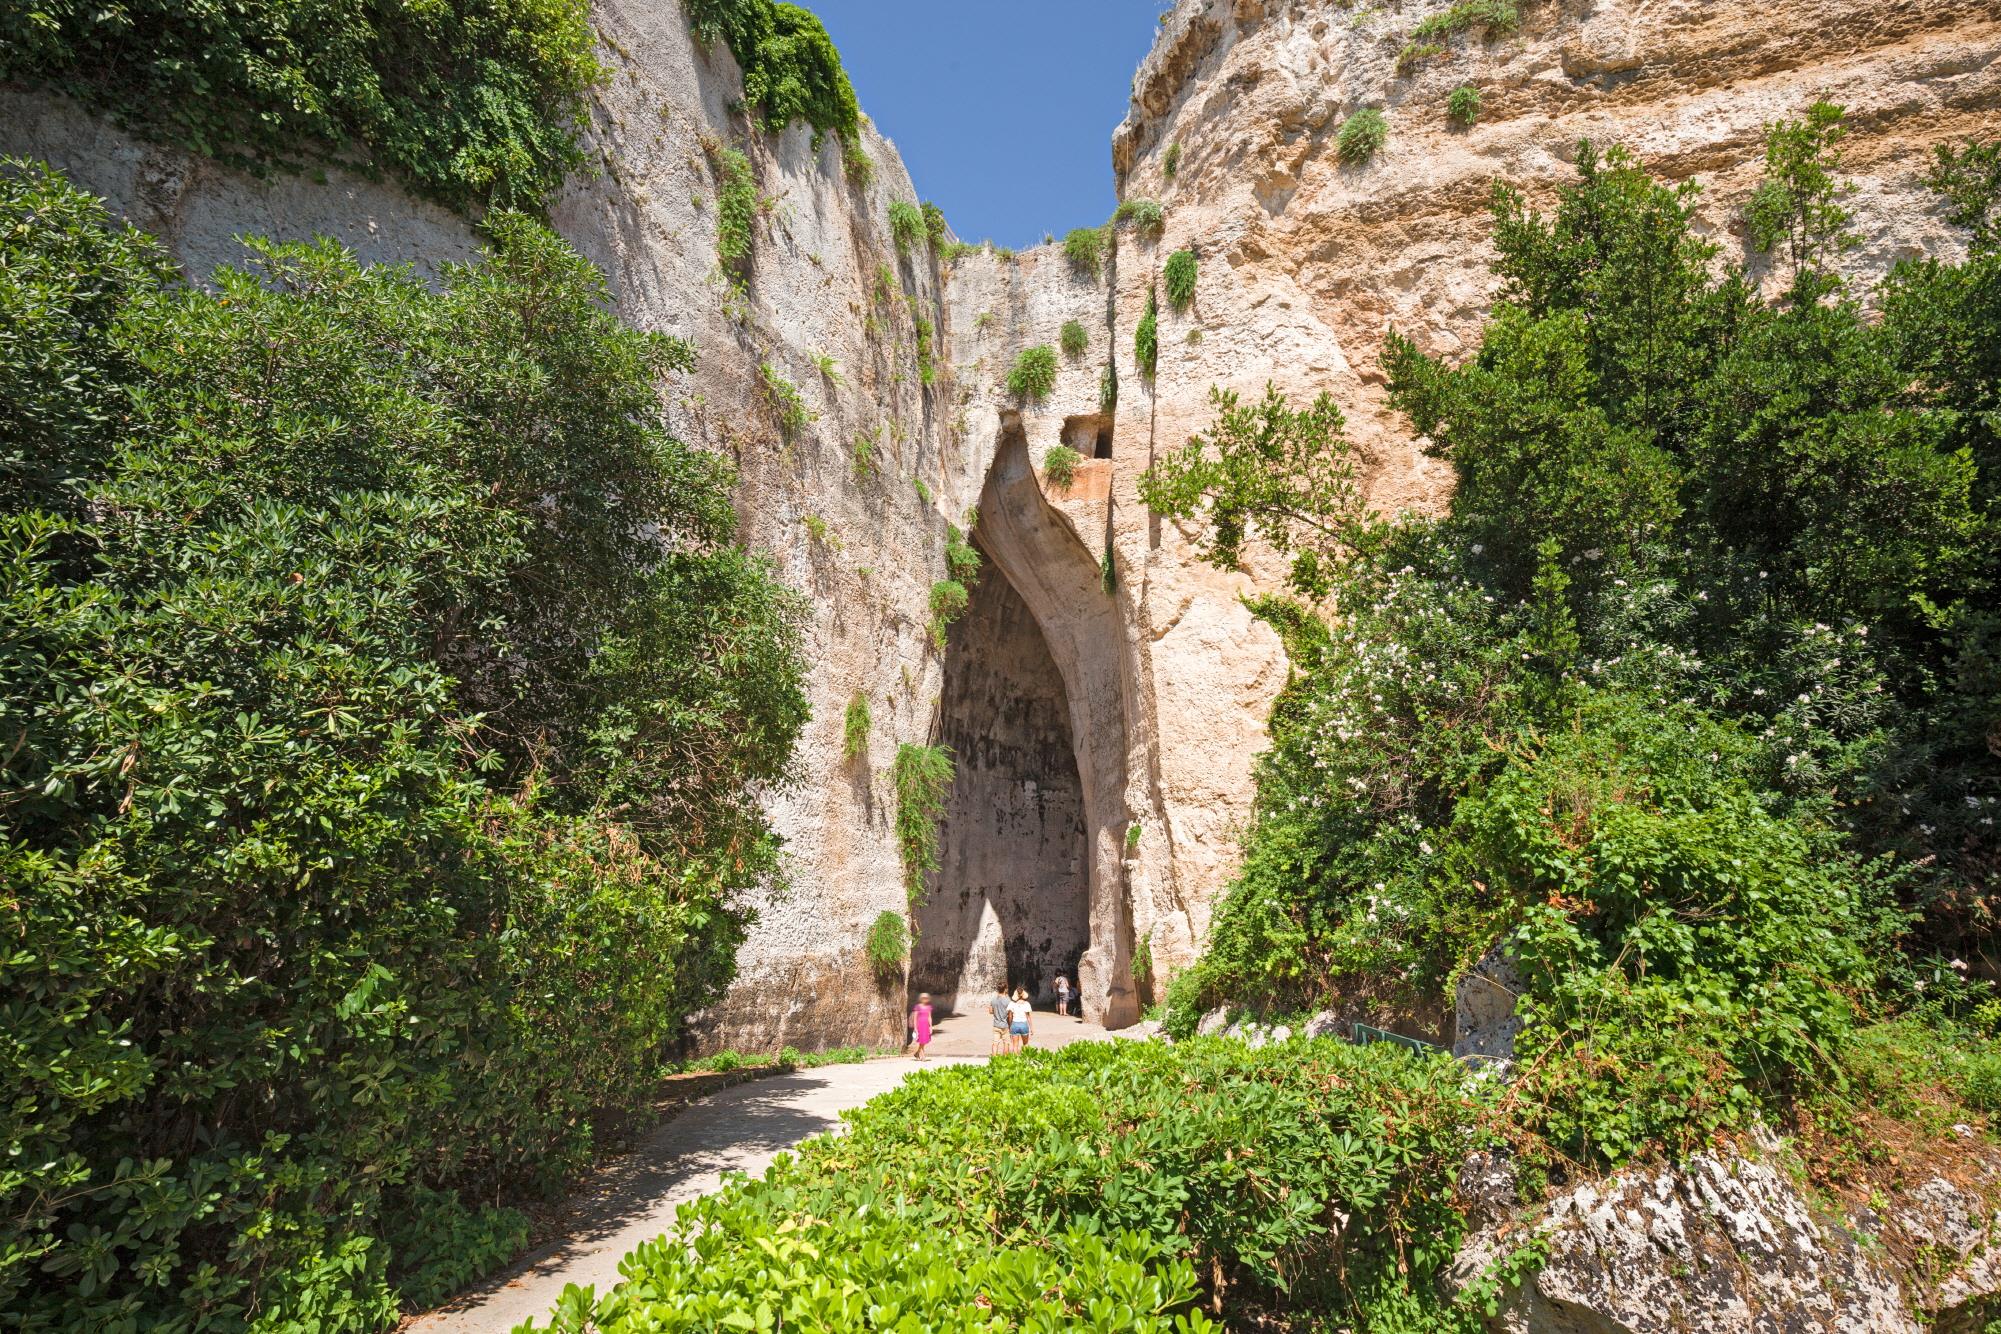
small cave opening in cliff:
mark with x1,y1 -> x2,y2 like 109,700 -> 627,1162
908,541 -> 1091,1017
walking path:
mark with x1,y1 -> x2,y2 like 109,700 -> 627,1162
411,1008 -> 1121,1332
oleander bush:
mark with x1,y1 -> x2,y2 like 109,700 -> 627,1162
0,0 -> 598,211
527,1038 -> 1492,1332
0,162 -> 807,1329
1007,343 -> 1059,400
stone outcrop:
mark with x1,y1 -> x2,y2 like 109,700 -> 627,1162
1451,1137 -> 2001,1332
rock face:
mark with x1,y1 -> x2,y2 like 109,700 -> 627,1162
6,0 -> 1998,1051
1451,1141 -> 2001,1332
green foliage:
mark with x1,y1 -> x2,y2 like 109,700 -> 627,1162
759,361 -> 812,437
945,524 -> 983,583
1164,142 -> 1182,179
1448,84 -> 1483,126
1397,41 -> 1445,73
1139,383 -> 1371,599
1006,344 -> 1059,401
892,743 -> 955,900
0,164 -> 807,1328
922,200 -> 950,246
1044,444 -> 1083,491
843,692 -> 871,761
1338,108 -> 1388,163
1746,100 -> 1855,299
1169,119 -> 2001,1171
1113,197 -> 1166,239
1411,0 -> 1520,41
1061,318 -> 1091,357
1926,139 -> 2001,252
1132,934 -> 1154,985
684,0 -> 860,149
1136,288 -> 1159,378
887,199 -> 925,254
1101,360 -> 1120,411
711,142 -> 760,270
928,578 -> 970,649
0,0 -> 597,212
864,910 -> 911,974
1163,248 -> 1199,311
939,239 -> 982,262
1126,822 -> 1143,853
1102,543 -> 1118,595
913,475 -> 933,505
850,427 -> 879,478
1064,225 -> 1109,277
525,1038 -> 1493,1332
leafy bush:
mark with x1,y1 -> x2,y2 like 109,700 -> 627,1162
0,0 -> 597,211
526,1038 -> 1491,1331
864,910 -> 911,975
1448,84 -> 1483,125
1164,248 -> 1198,311
928,578 -> 970,648
922,200 -> 949,246
1044,444 -> 1083,491
842,692 -> 871,760
1411,0 -> 1520,41
850,427 -> 879,477
1101,361 -> 1119,411
1006,344 -> 1059,401
887,199 -> 925,254
1061,318 -> 1090,356
684,0 -> 860,148
1164,142 -> 1182,178
892,743 -> 955,900
1136,288 -> 1159,378
1064,224 -> 1108,277
946,523 -> 983,582
710,142 -> 759,269
0,163 -> 807,1328
1337,108 -> 1388,163
759,361 -> 812,436
1114,198 -> 1166,238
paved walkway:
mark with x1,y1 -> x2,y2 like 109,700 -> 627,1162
411,1008 -> 1124,1332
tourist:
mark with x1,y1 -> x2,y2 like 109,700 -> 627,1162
1054,974 -> 1072,1018
908,992 -> 933,1061
989,985 -> 1012,1056
1008,988 -> 1033,1053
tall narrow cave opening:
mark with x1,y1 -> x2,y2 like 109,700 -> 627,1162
909,547 -> 1090,1015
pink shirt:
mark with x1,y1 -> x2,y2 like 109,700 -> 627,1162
909,1003 -> 932,1044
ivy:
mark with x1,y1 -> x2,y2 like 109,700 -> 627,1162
892,743 -> 954,901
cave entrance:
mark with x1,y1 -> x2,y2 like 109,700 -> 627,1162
909,554 -> 1090,1013
909,419 -> 1140,1028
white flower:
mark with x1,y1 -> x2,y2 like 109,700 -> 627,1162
1470,543 -> 1484,554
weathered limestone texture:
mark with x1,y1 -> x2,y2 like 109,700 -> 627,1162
1450,1139 -> 2001,1332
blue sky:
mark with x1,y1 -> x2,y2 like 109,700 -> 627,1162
808,2 -> 1169,250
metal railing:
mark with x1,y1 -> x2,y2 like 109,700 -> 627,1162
1350,1022 -> 1442,1055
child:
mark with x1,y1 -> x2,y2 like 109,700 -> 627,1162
1007,988 -> 1032,1053
908,992 -> 934,1060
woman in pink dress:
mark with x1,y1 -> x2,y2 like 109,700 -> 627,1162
908,992 -> 933,1060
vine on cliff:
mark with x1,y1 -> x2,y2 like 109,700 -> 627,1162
893,743 -> 955,902
684,0 -> 861,155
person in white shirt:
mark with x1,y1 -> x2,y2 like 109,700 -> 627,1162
1053,974 -> 1072,1018
1007,989 -> 1033,1053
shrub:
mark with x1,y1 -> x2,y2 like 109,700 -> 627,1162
851,427 -> 879,477
1044,444 -> 1083,491
1163,248 -> 1198,311
759,361 -> 812,437
0,0 -> 597,212
1113,197 -> 1166,239
1411,0 -> 1520,41
1006,344 -> 1059,401
922,200 -> 949,246
0,165 -> 807,1328
711,144 -> 759,269
1060,318 -> 1090,356
892,743 -> 955,899
912,310 -> 938,385
1101,361 -> 1119,411
927,578 -> 970,648
1397,41 -> 1444,73
843,692 -> 871,760
864,910 -> 910,976
1338,108 -> 1388,162
526,1039 -> 1489,1331
945,524 -> 982,583
684,0 -> 861,146
1136,288 -> 1159,377
1102,544 -> 1118,594
887,199 -> 925,254
1164,142 -> 1182,178
939,239 -> 981,262
1448,84 -> 1483,125
1064,224 -> 1108,277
